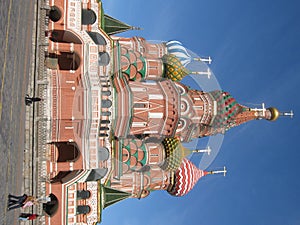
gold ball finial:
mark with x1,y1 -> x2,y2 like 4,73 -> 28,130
267,107 -> 280,121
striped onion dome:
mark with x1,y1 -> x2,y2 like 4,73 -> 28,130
162,54 -> 190,81
160,138 -> 190,171
166,40 -> 191,66
168,158 -> 208,197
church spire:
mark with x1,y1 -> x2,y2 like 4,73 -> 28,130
196,91 -> 291,137
103,14 -> 141,35
235,103 -> 293,124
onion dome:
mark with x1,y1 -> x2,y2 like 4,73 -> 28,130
167,158 -> 208,197
166,40 -> 191,66
160,138 -> 190,171
266,107 -> 280,121
208,90 -> 247,132
162,54 -> 190,81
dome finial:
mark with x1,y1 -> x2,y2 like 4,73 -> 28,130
265,108 -> 294,121
192,146 -> 211,155
131,26 -> 142,31
193,56 -> 212,64
280,110 -> 294,118
250,103 -> 281,121
191,68 -> 211,79
266,107 -> 280,121
208,166 -> 227,176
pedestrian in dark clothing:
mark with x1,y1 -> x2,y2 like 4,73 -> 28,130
18,213 -> 39,221
7,194 -> 27,210
25,94 -> 42,106
7,194 -> 37,210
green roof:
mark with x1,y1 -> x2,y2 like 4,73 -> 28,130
161,137 -> 190,171
101,185 -> 131,208
103,14 -> 140,35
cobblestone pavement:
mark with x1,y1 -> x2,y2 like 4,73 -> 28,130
0,0 -> 40,224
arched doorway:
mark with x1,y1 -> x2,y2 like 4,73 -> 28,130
55,142 -> 80,162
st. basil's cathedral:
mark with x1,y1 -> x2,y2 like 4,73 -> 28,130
38,1 -> 293,225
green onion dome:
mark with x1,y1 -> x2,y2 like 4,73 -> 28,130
160,137 -> 190,171
162,54 -> 190,81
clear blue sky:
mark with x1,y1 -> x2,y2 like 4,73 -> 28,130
101,1 -> 300,225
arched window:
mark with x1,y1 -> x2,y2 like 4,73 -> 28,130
81,9 -> 96,25
42,193 -> 58,216
85,168 -> 108,181
49,6 -> 61,22
87,32 -> 107,45
77,190 -> 91,200
48,52 -> 81,71
101,99 -> 112,108
101,120 -> 110,124
101,111 -> 111,116
102,90 -> 111,96
98,147 -> 109,161
98,52 -> 110,66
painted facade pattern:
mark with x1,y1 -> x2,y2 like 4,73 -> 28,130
42,1 -> 282,224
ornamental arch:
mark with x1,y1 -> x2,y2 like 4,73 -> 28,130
50,30 -> 82,44
54,142 -> 80,162
47,52 -> 81,71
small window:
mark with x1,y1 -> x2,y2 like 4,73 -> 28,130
132,122 -> 147,127
98,147 -> 109,161
101,99 -> 112,108
77,190 -> 91,200
102,90 -> 111,96
98,52 -> 110,66
134,103 -> 148,108
76,205 -> 90,215
101,111 -> 111,116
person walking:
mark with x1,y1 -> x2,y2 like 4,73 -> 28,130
22,195 -> 38,209
7,194 -> 37,211
25,94 -> 42,106
18,213 -> 39,221
7,194 -> 27,210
